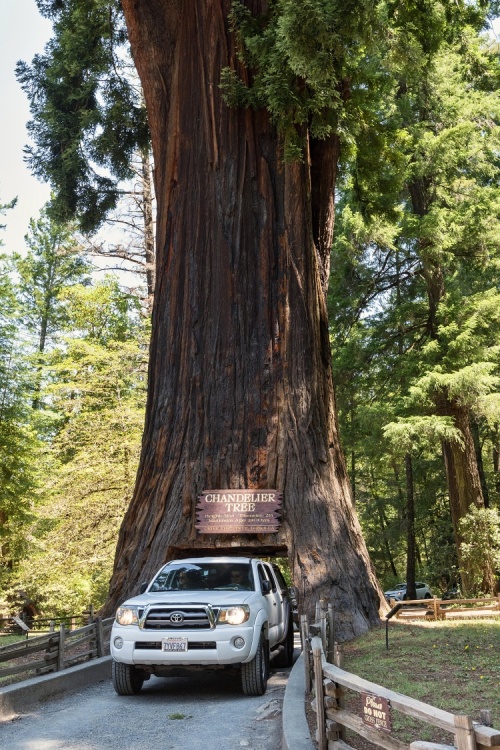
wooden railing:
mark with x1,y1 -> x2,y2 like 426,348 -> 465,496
0,617 -> 114,684
389,596 -> 500,621
301,606 -> 500,750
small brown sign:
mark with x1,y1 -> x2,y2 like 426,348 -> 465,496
361,693 -> 392,732
196,490 -> 282,534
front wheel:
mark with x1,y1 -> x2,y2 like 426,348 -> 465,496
112,660 -> 145,695
241,633 -> 268,696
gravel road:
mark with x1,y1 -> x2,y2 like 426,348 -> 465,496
0,656 -> 296,750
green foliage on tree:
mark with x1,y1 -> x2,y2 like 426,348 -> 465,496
0,205 -> 46,577
459,507 -> 500,594
10,278 -> 148,614
330,11 -> 500,592
13,208 -> 90,354
16,0 -> 149,232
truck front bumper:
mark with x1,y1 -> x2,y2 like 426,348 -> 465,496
111,624 -> 256,666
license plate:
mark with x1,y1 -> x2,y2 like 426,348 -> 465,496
162,637 -> 188,652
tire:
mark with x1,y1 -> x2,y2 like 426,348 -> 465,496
241,633 -> 268,696
424,593 -> 432,599
273,620 -> 294,668
112,660 -> 145,695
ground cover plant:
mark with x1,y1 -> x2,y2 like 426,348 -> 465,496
342,619 -> 500,746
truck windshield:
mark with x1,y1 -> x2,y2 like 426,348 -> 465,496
149,562 -> 254,592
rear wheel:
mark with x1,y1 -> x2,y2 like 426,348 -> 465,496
241,633 -> 268,696
273,620 -> 294,668
112,660 -> 145,695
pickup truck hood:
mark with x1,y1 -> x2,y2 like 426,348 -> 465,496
120,590 -> 256,608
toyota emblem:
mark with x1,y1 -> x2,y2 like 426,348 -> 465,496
170,612 -> 184,625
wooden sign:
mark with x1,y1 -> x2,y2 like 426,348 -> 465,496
361,693 -> 392,732
196,490 -> 282,534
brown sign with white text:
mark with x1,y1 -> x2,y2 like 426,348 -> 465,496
361,693 -> 392,732
196,490 -> 282,534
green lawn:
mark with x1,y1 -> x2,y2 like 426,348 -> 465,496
341,618 -> 500,745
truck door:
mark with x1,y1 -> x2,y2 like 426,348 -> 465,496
264,563 -> 285,642
257,563 -> 279,645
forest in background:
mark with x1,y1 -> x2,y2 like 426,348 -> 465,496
0,0 -> 499,616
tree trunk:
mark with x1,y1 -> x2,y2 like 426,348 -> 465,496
471,418 -> 489,508
438,399 -> 485,593
492,426 -> 500,496
404,454 -> 416,600
106,0 -> 383,638
375,500 -> 398,578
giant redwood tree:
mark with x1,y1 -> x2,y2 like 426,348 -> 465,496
21,0 -> 385,638
103,0 -> 383,637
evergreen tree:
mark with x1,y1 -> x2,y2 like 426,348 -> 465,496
13,279 -> 147,613
331,17 -> 500,593
16,0 -> 149,232
0,203 -> 44,576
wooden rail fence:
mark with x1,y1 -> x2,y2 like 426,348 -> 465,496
301,604 -> 500,750
0,617 -> 114,684
389,597 -> 500,621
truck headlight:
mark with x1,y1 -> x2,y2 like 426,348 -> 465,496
116,606 -> 139,626
217,605 -> 250,625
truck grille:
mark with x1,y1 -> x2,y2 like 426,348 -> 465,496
135,641 -> 217,650
140,605 -> 218,630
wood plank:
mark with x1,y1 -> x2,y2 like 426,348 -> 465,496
474,727 -> 500,747
0,633 -> 53,654
329,740 -> 355,750
0,639 -> 53,662
323,664 -> 456,733
64,634 -> 94,650
325,707 -> 409,750
410,742 -> 455,750
65,649 -> 95,665
0,658 -> 53,678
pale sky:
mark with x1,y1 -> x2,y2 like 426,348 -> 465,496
0,0 -> 52,254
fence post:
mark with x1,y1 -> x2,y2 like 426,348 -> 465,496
95,616 -> 104,658
49,620 -> 55,633
56,624 -> 65,671
87,604 -> 94,624
333,643 -> 346,740
433,596 -> 439,621
300,614 -> 312,693
315,600 -> 321,623
480,710 -> 492,728
327,603 -> 335,663
455,715 -> 477,750
313,644 -> 327,750
320,608 -> 327,654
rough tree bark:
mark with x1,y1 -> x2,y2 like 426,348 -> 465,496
105,0 -> 384,638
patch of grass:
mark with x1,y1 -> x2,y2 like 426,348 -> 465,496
341,619 -> 500,746
167,713 -> 191,720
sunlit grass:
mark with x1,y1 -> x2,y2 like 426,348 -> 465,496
341,619 -> 500,745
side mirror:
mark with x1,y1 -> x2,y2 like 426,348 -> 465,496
261,580 -> 272,595
139,582 -> 148,594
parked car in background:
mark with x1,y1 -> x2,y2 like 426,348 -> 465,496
384,582 -> 432,602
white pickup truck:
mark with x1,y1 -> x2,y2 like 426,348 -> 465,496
110,556 -> 295,696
